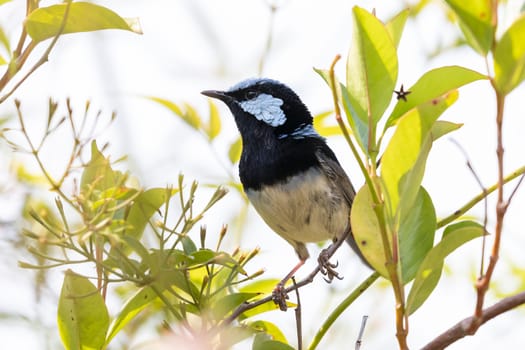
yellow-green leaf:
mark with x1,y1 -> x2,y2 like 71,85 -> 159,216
57,270 -> 109,350
444,0 -> 494,55
493,14 -> 525,94
385,9 -> 410,49
347,6 -> 398,124
228,137 -> 242,164
207,99 -> 222,140
25,2 -> 142,43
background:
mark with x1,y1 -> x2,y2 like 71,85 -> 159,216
1,0 -> 525,349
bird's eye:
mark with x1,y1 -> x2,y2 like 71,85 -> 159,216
245,90 -> 258,99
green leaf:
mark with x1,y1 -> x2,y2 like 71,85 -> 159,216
314,68 -> 370,155
25,2 -> 142,43
313,110 -> 341,137
385,66 -> 487,128
385,9 -> 410,49
348,6 -> 398,123
351,185 -> 436,282
80,141 -> 127,196
239,279 -> 281,295
347,6 -> 398,152
444,0 -> 494,55
398,187 -> 436,283
211,292 -> 260,320
248,320 -> 289,344
252,333 -> 294,350
430,120 -> 463,140
207,99 -> 222,140
106,286 -> 158,344
0,55 -> 6,65
228,137 -> 242,164
406,221 -> 485,314
148,97 -> 201,130
181,236 -> 197,255
124,187 -> 174,240
57,270 -> 109,350
381,91 -> 457,219
493,14 -> 525,94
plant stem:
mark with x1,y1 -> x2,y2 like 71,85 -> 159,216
307,272 -> 380,350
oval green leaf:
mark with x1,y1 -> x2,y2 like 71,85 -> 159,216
57,270 -> 109,350
25,2 -> 142,43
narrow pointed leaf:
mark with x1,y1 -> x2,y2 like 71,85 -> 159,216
444,0 -> 494,55
407,221 -> 485,314
25,2 -> 142,43
385,9 -> 410,49
314,68 -> 368,153
57,270 -> 109,350
347,6 -> 398,123
207,99 -> 222,140
106,286 -> 158,344
493,14 -> 525,94
385,66 -> 486,128
148,97 -> 201,130
228,137 -> 242,164
430,120 -> 463,140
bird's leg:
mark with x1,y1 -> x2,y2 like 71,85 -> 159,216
272,259 -> 305,311
318,226 -> 352,283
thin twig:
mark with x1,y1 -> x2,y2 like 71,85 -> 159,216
421,290 -> 525,350
355,315 -> 369,350
449,139 -> 489,278
293,277 -> 303,350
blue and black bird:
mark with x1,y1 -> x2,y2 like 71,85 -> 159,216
202,78 -> 367,306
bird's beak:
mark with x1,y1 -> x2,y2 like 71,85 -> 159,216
201,90 -> 232,102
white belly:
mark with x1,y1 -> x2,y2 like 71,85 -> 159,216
246,168 -> 350,250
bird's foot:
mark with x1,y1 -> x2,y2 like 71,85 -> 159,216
272,282 -> 289,311
318,248 -> 343,283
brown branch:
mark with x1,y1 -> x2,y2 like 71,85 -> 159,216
421,290 -> 525,350
471,88 -> 506,330
220,232 -> 348,327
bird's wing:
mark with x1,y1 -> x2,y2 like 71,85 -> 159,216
315,143 -> 356,206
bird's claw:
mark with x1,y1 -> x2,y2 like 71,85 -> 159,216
318,248 -> 343,283
272,283 -> 289,311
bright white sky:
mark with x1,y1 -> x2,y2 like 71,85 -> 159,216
1,0 -> 525,349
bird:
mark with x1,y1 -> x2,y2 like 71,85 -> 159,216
201,78 -> 368,309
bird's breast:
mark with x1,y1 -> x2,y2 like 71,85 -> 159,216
245,167 -> 350,244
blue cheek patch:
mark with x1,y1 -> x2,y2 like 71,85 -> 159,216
239,93 -> 286,127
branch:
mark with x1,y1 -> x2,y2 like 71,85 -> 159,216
221,233 -> 349,327
421,290 -> 525,350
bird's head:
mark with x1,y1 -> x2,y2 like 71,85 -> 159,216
202,78 -> 320,140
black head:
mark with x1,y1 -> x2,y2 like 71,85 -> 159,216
201,78 -> 320,140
